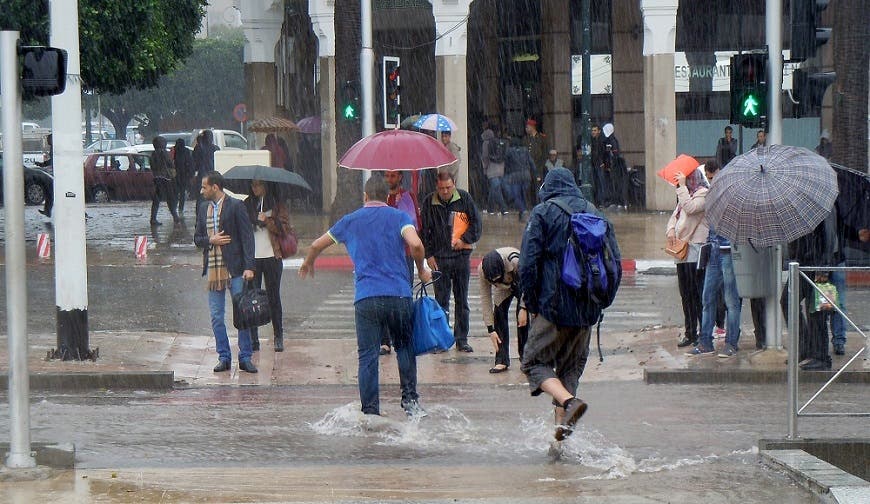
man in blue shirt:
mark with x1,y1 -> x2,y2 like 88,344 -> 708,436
299,176 -> 432,417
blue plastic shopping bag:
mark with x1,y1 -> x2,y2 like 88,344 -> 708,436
412,279 -> 454,355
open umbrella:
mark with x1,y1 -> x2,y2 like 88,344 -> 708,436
656,154 -> 700,186
338,129 -> 457,172
705,145 -> 838,247
399,114 -> 422,130
295,116 -> 321,134
223,165 -> 312,191
413,113 -> 458,132
247,117 -> 300,133
831,163 -> 870,233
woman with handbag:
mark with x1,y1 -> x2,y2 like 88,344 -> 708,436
665,164 -> 710,348
245,180 -> 293,352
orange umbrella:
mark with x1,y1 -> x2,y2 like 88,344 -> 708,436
657,154 -> 700,186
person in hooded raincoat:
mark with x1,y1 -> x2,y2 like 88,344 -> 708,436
519,167 -> 600,442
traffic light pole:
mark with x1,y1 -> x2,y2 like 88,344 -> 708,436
764,0 -> 784,352
579,0 -> 592,195
1,31 -> 37,470
766,0 -> 783,145
360,0 -> 375,184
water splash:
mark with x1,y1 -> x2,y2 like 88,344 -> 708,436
309,403 -> 752,480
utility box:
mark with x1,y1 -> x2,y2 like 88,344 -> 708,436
732,244 -> 776,298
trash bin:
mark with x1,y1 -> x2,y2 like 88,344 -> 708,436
731,244 -> 775,298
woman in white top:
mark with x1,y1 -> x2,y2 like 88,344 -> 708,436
245,180 -> 292,352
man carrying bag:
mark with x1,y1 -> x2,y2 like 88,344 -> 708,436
299,176 -> 432,418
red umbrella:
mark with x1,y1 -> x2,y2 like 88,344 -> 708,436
656,154 -> 701,186
338,129 -> 458,171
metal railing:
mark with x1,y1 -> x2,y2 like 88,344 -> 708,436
787,262 -> 870,439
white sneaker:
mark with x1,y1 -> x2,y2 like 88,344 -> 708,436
401,399 -> 428,418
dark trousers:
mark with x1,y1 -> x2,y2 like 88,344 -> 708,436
593,168 -> 611,206
492,297 -> 528,365
355,296 -> 418,415
433,253 -> 471,345
781,277 -> 830,363
493,297 -> 513,366
250,256 -> 283,342
676,262 -> 704,340
151,178 -> 179,222
750,297 -> 766,348
44,183 -> 54,215
382,255 -> 415,347
175,177 -> 188,214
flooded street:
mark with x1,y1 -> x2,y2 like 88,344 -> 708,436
4,381 -> 864,502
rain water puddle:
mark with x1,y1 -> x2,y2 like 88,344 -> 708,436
310,402 -> 754,479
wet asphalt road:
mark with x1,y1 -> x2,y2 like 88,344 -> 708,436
2,381 -> 866,502
0,202 -> 868,502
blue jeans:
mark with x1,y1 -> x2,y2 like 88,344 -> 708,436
354,296 -> 418,415
699,247 -> 742,349
487,176 -> 508,213
506,181 -> 527,212
830,264 -> 846,346
208,276 -> 253,363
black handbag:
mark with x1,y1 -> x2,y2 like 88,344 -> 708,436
232,281 -> 271,329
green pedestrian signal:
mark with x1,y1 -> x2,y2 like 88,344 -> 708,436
742,94 -> 760,118
343,103 -> 358,120
730,53 -> 768,128
341,80 -> 360,122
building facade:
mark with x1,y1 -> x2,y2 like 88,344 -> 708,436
238,0 -> 843,212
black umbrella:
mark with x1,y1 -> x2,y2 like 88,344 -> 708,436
223,165 -> 312,191
831,163 -> 869,232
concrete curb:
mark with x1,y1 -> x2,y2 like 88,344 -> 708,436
0,371 -> 174,392
0,443 -> 75,470
760,446 -> 870,504
644,369 -> 870,384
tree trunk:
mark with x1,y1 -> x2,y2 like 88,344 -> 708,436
329,0 -> 363,224
831,0 -> 869,172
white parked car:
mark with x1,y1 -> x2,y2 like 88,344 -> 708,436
84,139 -> 132,153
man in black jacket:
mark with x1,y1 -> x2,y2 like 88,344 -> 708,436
420,171 -> 482,352
194,171 -> 257,374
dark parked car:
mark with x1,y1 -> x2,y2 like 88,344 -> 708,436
0,156 -> 54,206
83,151 -> 154,202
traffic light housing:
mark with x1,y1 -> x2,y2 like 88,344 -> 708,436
730,53 -> 768,128
790,0 -> 831,61
20,46 -> 67,98
382,57 -> 400,129
341,80 -> 360,122
792,69 -> 836,117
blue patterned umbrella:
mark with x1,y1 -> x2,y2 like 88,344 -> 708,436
413,113 -> 458,132
705,145 -> 838,247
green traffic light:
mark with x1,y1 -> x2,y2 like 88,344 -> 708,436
742,94 -> 760,118
343,103 -> 358,120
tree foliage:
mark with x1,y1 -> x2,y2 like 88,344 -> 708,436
100,28 -> 245,138
0,0 -> 206,95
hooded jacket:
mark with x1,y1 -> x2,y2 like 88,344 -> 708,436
520,168 -> 600,327
480,129 -> 505,179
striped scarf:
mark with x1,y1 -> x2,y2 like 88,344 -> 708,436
206,199 -> 230,291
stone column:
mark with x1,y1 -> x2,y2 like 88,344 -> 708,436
239,1 -> 283,122
433,0 -> 472,190
310,0 -> 337,212
540,0 -> 572,165
611,0 -> 645,170
641,0 -> 678,211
